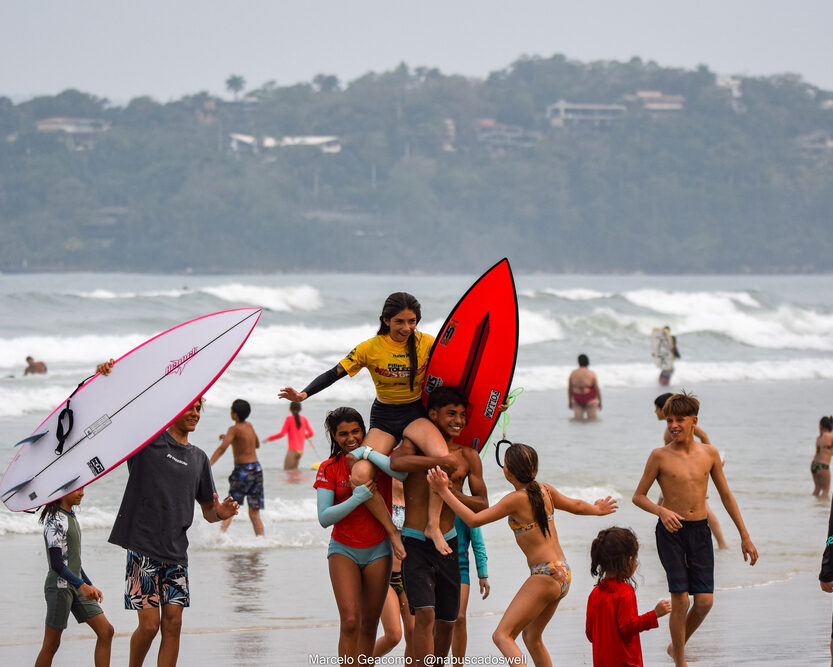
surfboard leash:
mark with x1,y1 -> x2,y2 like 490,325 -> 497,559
481,386 -> 524,466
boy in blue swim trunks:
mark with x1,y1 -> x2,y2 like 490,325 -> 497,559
211,399 -> 265,536
391,386 -> 488,664
633,391 -> 758,667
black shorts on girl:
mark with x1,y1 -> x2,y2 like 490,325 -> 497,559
655,518 -> 714,594
369,399 -> 428,442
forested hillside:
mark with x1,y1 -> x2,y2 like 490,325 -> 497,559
2,55 -> 832,273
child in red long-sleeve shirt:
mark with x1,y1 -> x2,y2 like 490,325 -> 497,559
586,527 -> 671,667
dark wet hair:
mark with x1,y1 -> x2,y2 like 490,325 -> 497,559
377,292 -> 422,392
323,407 -> 367,461
231,399 -> 251,422
578,354 -> 589,367
38,500 -> 62,525
654,393 -> 673,409
290,401 -> 302,428
504,442 -> 550,538
663,391 -> 699,418
822,416 -> 833,432
590,526 -> 639,584
427,386 -> 468,412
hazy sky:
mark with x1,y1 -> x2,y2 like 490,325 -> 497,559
3,1 -> 831,103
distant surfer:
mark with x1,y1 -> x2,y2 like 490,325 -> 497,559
568,354 -> 601,420
391,386 -> 488,663
25,356 -> 47,375
651,327 -> 679,385
210,399 -> 265,536
96,359 -> 239,667
812,416 -> 833,498
264,401 -> 315,470
280,292 -> 451,556
314,407 -> 407,662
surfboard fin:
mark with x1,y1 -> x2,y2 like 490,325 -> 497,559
14,431 -> 49,448
1,477 -> 35,498
49,476 -> 80,497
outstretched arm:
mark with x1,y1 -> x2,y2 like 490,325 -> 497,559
448,450 -> 488,513
710,450 -> 757,565
427,466 -> 520,528
210,428 -> 234,465
548,484 -> 617,516
279,364 -> 347,402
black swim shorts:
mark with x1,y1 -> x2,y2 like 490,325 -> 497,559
228,462 -> 264,509
402,533 -> 460,622
369,399 -> 428,442
655,518 -> 714,594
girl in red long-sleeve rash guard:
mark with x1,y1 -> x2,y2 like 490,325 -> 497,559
586,527 -> 670,667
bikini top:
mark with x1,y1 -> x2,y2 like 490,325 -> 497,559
507,489 -> 554,534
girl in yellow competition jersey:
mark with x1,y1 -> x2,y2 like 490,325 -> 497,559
281,292 -> 452,556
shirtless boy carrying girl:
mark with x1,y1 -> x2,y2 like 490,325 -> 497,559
633,391 -> 758,667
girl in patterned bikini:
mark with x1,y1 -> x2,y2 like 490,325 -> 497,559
428,442 -> 618,667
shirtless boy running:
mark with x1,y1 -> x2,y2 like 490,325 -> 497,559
210,399 -> 265,536
633,391 -> 757,667
390,386 -> 488,665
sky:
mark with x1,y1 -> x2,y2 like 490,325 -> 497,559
3,1 -> 832,104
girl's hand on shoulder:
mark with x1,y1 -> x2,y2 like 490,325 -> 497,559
427,466 -> 450,493
594,496 -> 618,515
654,599 -> 671,618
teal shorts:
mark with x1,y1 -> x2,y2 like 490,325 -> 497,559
44,583 -> 102,629
327,537 -> 391,568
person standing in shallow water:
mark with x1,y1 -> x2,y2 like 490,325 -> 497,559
812,416 -> 833,498
210,399 -> 265,536
568,354 -> 601,420
263,401 -> 314,470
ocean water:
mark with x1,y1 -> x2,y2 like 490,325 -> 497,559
1,271 -> 832,665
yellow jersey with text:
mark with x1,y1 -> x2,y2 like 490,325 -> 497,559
339,332 -> 434,404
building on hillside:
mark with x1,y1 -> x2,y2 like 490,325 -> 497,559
35,117 -> 112,134
623,90 -> 685,113
716,75 -> 746,113
229,133 -> 342,154
474,118 -> 541,153
546,100 -> 627,127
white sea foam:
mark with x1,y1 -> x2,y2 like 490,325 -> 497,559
68,283 -> 324,312
201,284 -> 322,312
519,309 -> 565,345
0,506 -> 116,535
0,333 -> 147,369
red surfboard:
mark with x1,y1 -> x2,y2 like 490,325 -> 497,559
422,258 -> 519,452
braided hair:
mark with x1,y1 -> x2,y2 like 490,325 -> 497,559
504,442 -> 550,538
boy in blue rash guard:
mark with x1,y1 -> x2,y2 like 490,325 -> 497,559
37,487 -> 114,667
391,386 -> 488,664
452,516 -> 490,659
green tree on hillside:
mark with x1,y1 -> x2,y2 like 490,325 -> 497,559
225,74 -> 246,100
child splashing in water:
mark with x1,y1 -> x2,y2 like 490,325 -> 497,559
428,442 -> 617,666
586,527 -> 671,667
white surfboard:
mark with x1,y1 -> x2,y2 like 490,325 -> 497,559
0,308 -> 261,512
651,328 -> 674,371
